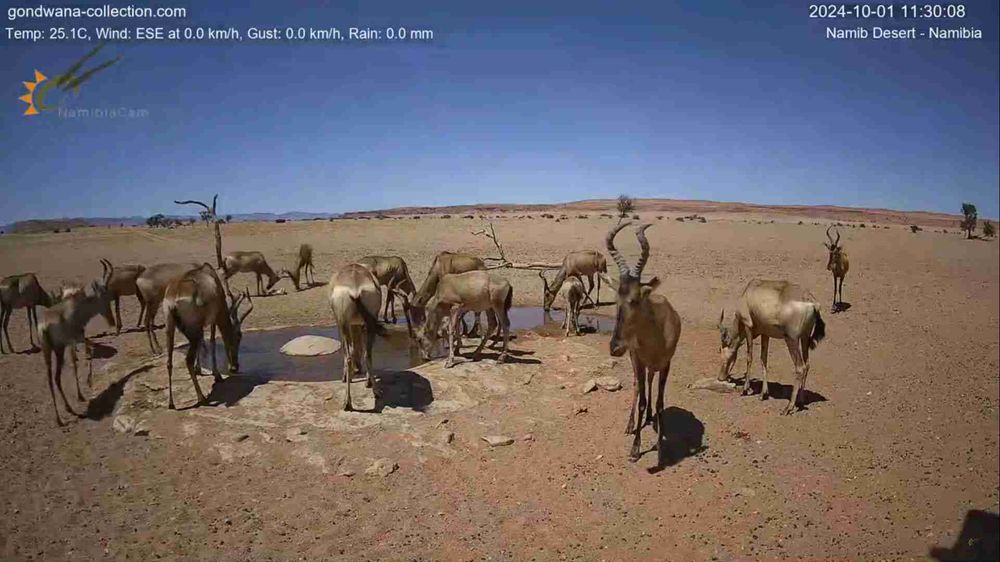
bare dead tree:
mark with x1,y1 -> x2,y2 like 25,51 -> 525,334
175,194 -> 223,268
471,222 -> 561,271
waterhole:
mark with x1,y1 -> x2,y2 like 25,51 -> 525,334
210,307 -> 612,382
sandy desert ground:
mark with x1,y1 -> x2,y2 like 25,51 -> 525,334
0,209 -> 997,561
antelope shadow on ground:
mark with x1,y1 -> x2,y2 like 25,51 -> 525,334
929,509 -> 999,561
648,406 -> 706,473
83,363 -> 152,420
832,301 -> 853,313
740,379 -> 828,408
373,369 -> 434,413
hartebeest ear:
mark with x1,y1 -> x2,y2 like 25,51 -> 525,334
639,276 -> 661,299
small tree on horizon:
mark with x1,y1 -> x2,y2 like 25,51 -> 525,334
960,202 -> 978,239
616,194 -> 635,221
983,220 -> 995,239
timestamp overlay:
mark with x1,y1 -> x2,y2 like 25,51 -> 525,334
807,4 -> 986,41
4,5 -> 435,44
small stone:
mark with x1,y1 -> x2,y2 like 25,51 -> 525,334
260,432 -> 273,443
521,434 -> 534,442
735,487 -> 757,498
605,359 -> 618,368
571,404 -> 588,416
280,335 -> 342,357
132,423 -> 150,437
438,431 -> 455,445
595,376 -> 622,392
338,469 -> 355,477
562,354 -> 572,362
481,435 -> 515,447
285,427 -> 308,443
234,433 -> 250,443
581,380 -> 598,394
689,377 -> 740,394
365,458 -> 398,477
112,415 -> 135,434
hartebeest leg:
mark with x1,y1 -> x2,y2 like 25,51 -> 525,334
364,323 -> 375,389
166,312 -> 176,409
184,337 -> 208,406
798,337 -> 812,409
471,310 -> 496,361
652,363 -> 671,438
3,307 -> 15,352
144,298 -> 162,354
831,275 -> 837,312
0,306 -> 8,354
52,347 -> 78,417
43,347 -> 62,426
113,297 -> 122,334
759,336 -> 770,400
742,328 -> 755,396
625,352 -> 641,435
342,326 -> 356,411
210,324 -> 221,382
644,367 -> 655,428
630,363 -> 648,462
70,344 -> 85,401
135,294 -> 146,329
782,337 -> 805,415
26,307 -> 37,349
445,308 -> 463,369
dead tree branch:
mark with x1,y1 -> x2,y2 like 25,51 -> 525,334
175,194 -> 223,268
473,222 -> 562,271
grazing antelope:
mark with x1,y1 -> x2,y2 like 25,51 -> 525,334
538,270 -> 583,336
718,280 -> 826,415
541,250 -> 608,310
824,226 -> 850,312
136,262 -> 201,353
1,273 -> 52,354
416,270 -> 512,369
100,259 -> 146,334
280,244 -> 316,291
163,264 -> 253,410
415,251 -> 487,335
222,251 -> 281,296
329,263 -> 384,412
355,255 -> 418,334
37,281 -> 114,425
606,222 -> 682,462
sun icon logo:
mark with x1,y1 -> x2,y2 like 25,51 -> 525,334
19,70 -> 48,116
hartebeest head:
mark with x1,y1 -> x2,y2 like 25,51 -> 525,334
224,288 -> 254,372
605,221 -> 660,357
824,226 -> 844,272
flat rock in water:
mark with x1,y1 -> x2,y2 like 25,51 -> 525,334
280,335 -> 342,357
690,377 -> 740,394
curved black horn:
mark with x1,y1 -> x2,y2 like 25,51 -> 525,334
238,289 -> 254,324
605,220 -> 633,275
632,224 -> 652,277
834,227 -> 841,246
825,225 -> 834,245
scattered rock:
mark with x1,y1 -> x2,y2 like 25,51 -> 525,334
337,468 -> 356,477
571,404 -> 588,416
689,377 -> 740,394
132,422 -> 150,437
438,431 -> 455,445
562,354 -> 572,362
112,415 -> 135,434
280,335 -> 342,357
735,487 -> 757,498
260,432 -> 273,443
234,433 -> 250,443
481,435 -> 515,447
365,458 -> 398,477
594,376 -> 622,392
285,427 -> 308,443
521,433 -> 534,442
582,380 -> 598,394
605,359 -> 619,368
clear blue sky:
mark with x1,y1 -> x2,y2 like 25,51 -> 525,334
1,1 -> 998,224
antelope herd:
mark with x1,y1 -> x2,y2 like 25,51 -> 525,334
0,223 -> 853,460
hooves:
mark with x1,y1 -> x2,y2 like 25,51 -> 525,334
343,402 -> 354,412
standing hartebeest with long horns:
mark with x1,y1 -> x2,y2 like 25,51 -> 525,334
329,263 -> 385,412
0,273 -> 52,354
606,221 -> 681,462
541,250 -> 608,310
222,251 -> 281,296
824,226 -> 850,312
37,280 -> 114,425
163,264 -> 253,410
718,280 -> 826,415
136,262 -> 201,353
280,244 -> 316,291
100,259 -> 146,334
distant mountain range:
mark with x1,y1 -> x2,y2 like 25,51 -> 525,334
1,198 -> 976,233
2,212 -> 341,233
